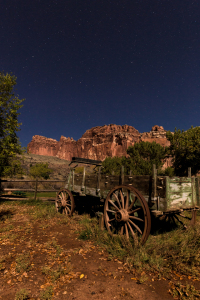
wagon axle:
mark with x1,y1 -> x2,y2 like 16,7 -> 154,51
115,209 -> 129,222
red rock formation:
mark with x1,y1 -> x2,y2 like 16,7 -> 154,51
27,124 -> 170,161
27,135 -> 59,157
140,126 -> 170,147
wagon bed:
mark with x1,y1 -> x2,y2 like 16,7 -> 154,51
56,157 -> 199,245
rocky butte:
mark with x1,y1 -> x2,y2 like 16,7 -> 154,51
27,124 -> 170,163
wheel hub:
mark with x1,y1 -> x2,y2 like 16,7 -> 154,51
115,209 -> 129,222
61,198 -> 66,207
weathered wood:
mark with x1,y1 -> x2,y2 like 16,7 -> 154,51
81,167 -> 86,192
97,167 -> 102,195
1,180 -> 66,182
152,164 -> 157,199
188,167 -> 191,178
3,189 -> 60,192
165,176 -> 197,211
70,157 -> 102,166
34,179 -> 38,201
72,169 -> 74,190
120,165 -> 124,185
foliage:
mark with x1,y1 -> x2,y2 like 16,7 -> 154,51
166,126 -> 200,176
0,72 -> 24,177
102,142 -> 167,175
78,214 -> 200,280
40,286 -> 53,300
15,289 -> 30,300
126,141 -> 167,175
158,166 -> 175,177
29,162 -> 53,179
2,157 -> 24,178
15,252 -> 31,273
102,156 -> 125,175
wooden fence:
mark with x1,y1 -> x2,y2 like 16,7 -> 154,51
0,179 -> 66,200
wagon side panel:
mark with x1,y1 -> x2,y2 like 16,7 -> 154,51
165,176 -> 197,211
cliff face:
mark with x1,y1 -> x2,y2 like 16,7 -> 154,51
27,124 -> 170,161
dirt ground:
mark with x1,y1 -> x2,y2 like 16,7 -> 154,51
0,201 -> 174,300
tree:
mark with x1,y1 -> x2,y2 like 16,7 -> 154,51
29,163 -> 53,179
102,141 -> 167,176
102,156 -> 124,175
166,126 -> 200,176
0,72 -> 24,176
125,141 -> 167,175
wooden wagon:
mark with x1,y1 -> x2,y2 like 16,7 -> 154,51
55,157 -> 200,245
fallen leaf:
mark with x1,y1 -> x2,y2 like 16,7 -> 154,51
80,274 -> 84,279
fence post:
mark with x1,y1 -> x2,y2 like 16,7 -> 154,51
121,165 -> 124,185
34,178 -> 38,201
188,167 -> 191,178
152,164 -> 157,200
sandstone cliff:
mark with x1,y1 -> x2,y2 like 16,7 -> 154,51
28,124 -> 170,162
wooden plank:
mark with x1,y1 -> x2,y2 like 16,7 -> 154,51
166,176 -> 197,210
71,157 -> 102,165
1,180 -> 66,182
3,189 -> 60,192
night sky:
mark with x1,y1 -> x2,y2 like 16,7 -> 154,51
1,1 -> 200,147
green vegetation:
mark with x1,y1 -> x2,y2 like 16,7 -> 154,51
125,141 -> 167,175
0,72 -> 25,178
15,289 -> 30,300
39,286 -> 53,300
25,191 -> 56,198
102,156 -> 125,175
1,199 -> 200,300
102,141 -> 167,175
78,215 -> 200,279
15,252 -> 31,273
29,162 -> 53,179
2,156 -> 25,178
166,126 -> 200,176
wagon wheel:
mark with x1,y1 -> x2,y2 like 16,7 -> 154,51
163,209 -> 197,229
104,185 -> 151,246
56,188 -> 75,216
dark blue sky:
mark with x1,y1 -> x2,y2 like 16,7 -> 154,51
1,0 -> 200,147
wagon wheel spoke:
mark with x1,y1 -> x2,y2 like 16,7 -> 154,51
128,196 -> 136,211
104,185 -> 151,246
108,218 -> 116,223
56,189 -> 75,216
174,214 -> 187,228
106,209 -> 116,214
125,223 -> 129,239
113,192 -> 122,209
61,192 -> 65,200
127,221 -> 138,246
108,199 -> 120,211
163,210 -> 197,229
129,215 -> 144,222
119,190 -> 125,209
125,190 -> 129,210
128,207 -> 142,215
179,213 -> 192,220
129,219 -> 142,235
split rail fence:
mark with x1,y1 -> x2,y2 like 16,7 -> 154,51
0,179 -> 66,200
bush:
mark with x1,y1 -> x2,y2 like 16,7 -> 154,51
29,163 -> 52,179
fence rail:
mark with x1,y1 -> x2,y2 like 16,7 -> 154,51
0,179 -> 66,200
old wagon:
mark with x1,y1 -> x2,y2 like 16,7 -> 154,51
55,157 -> 200,245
